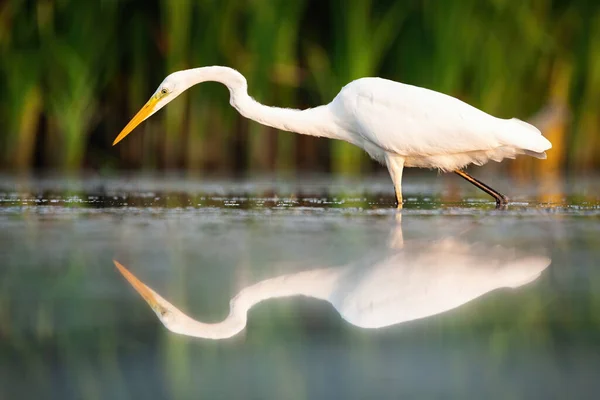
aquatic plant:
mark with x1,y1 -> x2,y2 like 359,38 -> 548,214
0,0 -> 598,173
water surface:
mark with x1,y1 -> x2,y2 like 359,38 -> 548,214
1,172 -> 599,399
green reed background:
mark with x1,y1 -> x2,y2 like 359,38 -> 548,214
0,0 -> 598,173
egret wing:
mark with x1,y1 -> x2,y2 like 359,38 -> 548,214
332,78 -> 505,157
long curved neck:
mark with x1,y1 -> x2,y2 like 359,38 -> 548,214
165,267 -> 340,340
188,66 -> 337,139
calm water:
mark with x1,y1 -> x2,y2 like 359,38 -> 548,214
1,172 -> 600,399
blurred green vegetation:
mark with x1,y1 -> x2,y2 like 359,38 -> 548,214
0,0 -> 598,173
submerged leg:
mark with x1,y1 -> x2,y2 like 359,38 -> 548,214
385,155 -> 405,208
454,169 -> 508,207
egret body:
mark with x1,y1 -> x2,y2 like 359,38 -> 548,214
113,66 -> 552,206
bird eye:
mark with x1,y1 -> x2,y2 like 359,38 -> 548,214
160,88 -> 168,95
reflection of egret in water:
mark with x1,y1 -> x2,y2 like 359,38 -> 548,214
115,224 -> 550,340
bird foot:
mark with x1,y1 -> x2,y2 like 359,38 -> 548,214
395,196 -> 403,209
495,195 -> 509,209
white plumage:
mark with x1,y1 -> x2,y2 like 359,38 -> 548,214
113,66 -> 552,206
331,78 -> 551,171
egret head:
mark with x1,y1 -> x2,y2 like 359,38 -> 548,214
112,71 -> 189,146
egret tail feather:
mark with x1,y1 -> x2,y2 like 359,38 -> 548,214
523,150 -> 547,159
505,118 -> 552,153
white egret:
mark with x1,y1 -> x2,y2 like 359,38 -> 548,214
113,66 -> 552,206
114,237 -> 549,340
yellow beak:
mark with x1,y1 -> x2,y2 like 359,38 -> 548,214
113,260 -> 159,309
112,97 -> 159,146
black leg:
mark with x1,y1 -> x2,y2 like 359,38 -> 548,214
454,170 -> 508,208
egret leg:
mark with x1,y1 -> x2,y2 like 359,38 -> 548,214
454,170 -> 508,207
385,155 -> 405,208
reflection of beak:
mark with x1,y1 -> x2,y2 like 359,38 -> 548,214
114,260 -> 159,309
112,97 -> 159,145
